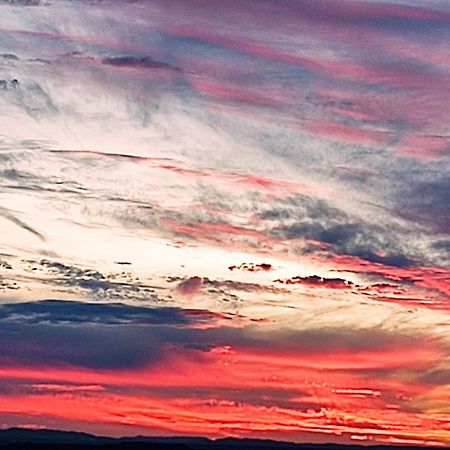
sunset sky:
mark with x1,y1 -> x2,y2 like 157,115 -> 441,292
0,0 -> 449,446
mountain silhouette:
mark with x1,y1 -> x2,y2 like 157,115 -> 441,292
0,428 -> 447,450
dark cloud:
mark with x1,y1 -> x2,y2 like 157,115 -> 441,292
0,300 -> 225,369
397,176 -> 450,235
0,322 -> 165,369
0,207 -> 45,240
350,251 -> 415,268
262,0 -> 450,33
259,195 -> 345,224
274,275 -> 354,289
8,382 -> 105,396
431,240 -> 450,264
0,259 -> 12,270
130,384 -> 316,411
228,263 -> 272,272
35,259 -> 159,302
202,277 -> 286,295
39,259 -> 105,278
432,240 -> 450,252
0,79 -> 19,91
102,56 -> 181,72
0,0 -> 40,5
0,299 -> 210,326
260,196 -> 416,267
418,367 -> 450,386
0,54 -> 19,60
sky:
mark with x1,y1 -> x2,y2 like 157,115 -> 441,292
0,0 -> 449,446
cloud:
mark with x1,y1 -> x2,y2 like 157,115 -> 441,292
0,299 -> 229,369
228,263 -> 272,272
0,299 -> 215,326
202,277 -> 287,296
261,0 -> 450,26
33,260 -> 160,302
260,196 -> 418,267
0,53 -> 19,60
0,207 -> 45,241
329,254 -> 450,300
0,299 -> 431,368
304,119 -> 389,146
0,0 -> 40,5
0,297 -> 445,443
397,176 -> 450,234
2,80 -> 58,118
102,55 -> 181,72
177,276 -> 203,295
274,275 -> 354,290
397,134 -> 449,160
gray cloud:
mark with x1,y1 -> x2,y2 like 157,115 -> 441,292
0,299 -> 210,326
259,195 -> 417,267
397,176 -> 450,236
34,259 -> 159,302
0,206 -> 45,240
0,54 -> 19,61
0,0 -> 40,5
102,56 -> 181,72
0,299 -> 224,369
1,80 -> 58,118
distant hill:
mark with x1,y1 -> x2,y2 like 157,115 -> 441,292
0,428 -> 446,450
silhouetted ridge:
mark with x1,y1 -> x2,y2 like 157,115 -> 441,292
0,428 -> 447,450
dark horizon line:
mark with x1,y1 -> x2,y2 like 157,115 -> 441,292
0,426 -> 447,450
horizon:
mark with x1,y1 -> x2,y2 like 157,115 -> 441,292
1,426 -> 448,448
0,0 -> 449,447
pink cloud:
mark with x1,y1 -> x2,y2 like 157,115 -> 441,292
177,276 -> 203,295
188,78 -> 277,107
303,119 -> 389,145
397,134 -> 449,160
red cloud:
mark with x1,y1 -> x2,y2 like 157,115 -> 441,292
328,254 -> 450,305
0,334 -> 443,444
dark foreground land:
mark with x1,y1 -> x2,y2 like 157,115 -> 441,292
0,428 -> 447,450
